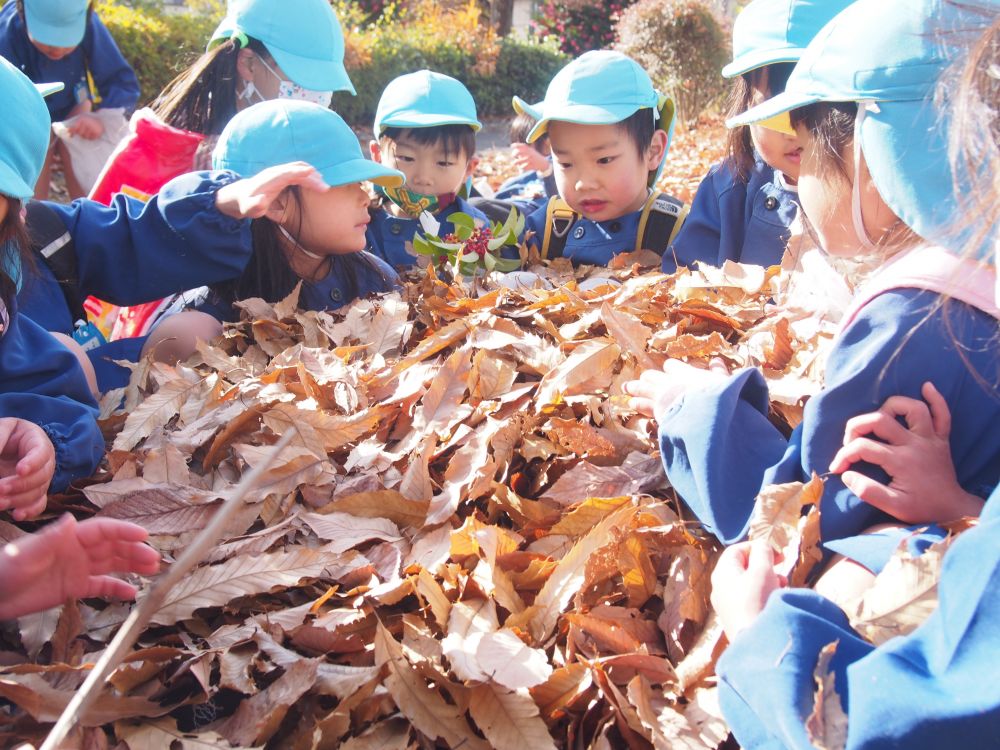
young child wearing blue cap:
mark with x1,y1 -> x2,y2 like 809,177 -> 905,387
626,0 -> 998,612
140,99 -> 405,364
153,0 -> 355,169
663,0 -> 855,274
0,56 -> 160,615
366,70 -> 490,270
0,0 -> 140,199
516,50 -> 686,266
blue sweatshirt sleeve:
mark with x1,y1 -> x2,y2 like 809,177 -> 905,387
44,171 -> 253,307
663,162 -> 729,273
717,487 -> 1000,750
0,305 -> 103,492
81,13 -> 140,112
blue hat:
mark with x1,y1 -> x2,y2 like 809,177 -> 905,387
721,0 -> 856,79
730,0 -> 994,251
0,58 -> 60,200
210,0 -> 355,94
374,70 -> 481,138
23,0 -> 89,48
213,100 -> 404,189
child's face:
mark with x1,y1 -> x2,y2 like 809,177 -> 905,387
373,133 -> 474,197
282,182 -> 372,256
795,124 -> 899,257
748,88 -> 803,182
27,37 -> 76,61
548,120 -> 664,223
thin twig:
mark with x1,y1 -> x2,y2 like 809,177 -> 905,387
40,429 -> 298,750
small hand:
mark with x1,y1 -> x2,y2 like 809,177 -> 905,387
67,112 -> 104,140
0,514 -> 160,619
623,358 -> 729,421
710,539 -> 785,641
829,381 -> 982,523
214,161 -> 329,220
511,142 -> 550,174
0,418 -> 56,521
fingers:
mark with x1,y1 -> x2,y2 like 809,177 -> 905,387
840,470 -> 900,516
10,493 -> 46,522
0,419 -> 17,458
921,381 -> 951,438
829,436 -> 896,475
841,410 -> 910,448
876,395 -> 935,437
84,576 -> 139,602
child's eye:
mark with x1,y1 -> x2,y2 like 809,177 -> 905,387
396,154 -> 415,163
437,161 -> 455,168
597,155 -> 616,165
557,162 -> 573,169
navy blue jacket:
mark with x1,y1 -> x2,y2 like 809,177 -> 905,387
366,197 -> 489,270
0,3 -> 140,122
717,483 -> 1000,750
658,285 -> 1000,568
663,158 -> 796,273
0,295 -> 102,492
523,202 -> 645,267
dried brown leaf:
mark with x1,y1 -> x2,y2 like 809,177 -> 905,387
468,684 -> 558,750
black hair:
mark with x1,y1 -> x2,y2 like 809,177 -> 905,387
152,36 -> 272,136
788,100 -> 857,182
724,62 -> 796,182
380,124 -> 477,162
510,111 -> 549,152
0,198 -> 31,313
615,106 -> 658,159
209,187 -> 394,308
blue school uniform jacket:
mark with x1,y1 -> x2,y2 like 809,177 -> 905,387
17,171 -> 253,392
522,203 -> 645,267
657,286 -> 1000,568
717,483 -> 1000,750
0,296 -> 102,493
366,198 -> 489,270
662,158 -> 796,274
0,4 -> 140,122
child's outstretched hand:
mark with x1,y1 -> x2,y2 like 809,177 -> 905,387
67,113 -> 105,140
0,418 -> 55,521
710,539 -> 786,641
215,161 -> 329,220
0,514 -> 160,620
829,381 -> 983,523
623,358 -> 729,422
511,142 -> 550,174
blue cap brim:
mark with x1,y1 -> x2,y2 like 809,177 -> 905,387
35,81 -> 64,98
512,96 -> 543,120
318,157 -> 404,188
377,112 -> 482,133
721,47 -> 802,79
725,89 -> 820,129
526,103 -> 641,143
268,45 -> 356,96
0,160 -> 35,201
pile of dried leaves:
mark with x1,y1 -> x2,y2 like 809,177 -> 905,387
0,251 -> 937,749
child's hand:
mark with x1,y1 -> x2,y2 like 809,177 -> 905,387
215,161 -> 329,220
0,418 -> 55,521
829,381 -> 983,523
0,514 -> 160,620
710,539 -> 786,641
511,142 -> 550,174
623,358 -> 729,421
67,113 -> 105,140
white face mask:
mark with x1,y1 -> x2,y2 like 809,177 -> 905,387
256,56 -> 333,108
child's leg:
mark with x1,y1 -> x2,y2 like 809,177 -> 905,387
49,332 -> 99,399
54,139 -> 87,200
33,134 -> 58,201
141,311 -> 222,365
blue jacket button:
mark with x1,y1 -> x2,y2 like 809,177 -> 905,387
764,196 -> 779,210
610,221 -> 622,233
330,288 -> 343,302
389,222 -> 403,235
573,226 -> 586,239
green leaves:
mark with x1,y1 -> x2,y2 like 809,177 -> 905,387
414,207 -> 525,278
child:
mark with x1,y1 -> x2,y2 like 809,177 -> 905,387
366,70 -> 489,270
0,0 -> 141,199
516,51 -> 686,266
142,99 -> 405,361
662,0 -> 855,274
624,0 -> 999,576
153,0 -> 355,169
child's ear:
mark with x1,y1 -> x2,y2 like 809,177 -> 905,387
645,129 -> 669,173
369,140 -> 382,163
464,155 -> 479,182
235,48 -> 256,82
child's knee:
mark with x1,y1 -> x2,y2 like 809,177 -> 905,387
142,311 -> 222,364
49,331 -> 99,399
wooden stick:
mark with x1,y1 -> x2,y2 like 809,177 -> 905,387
40,429 -> 298,750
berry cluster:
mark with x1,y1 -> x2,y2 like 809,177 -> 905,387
443,227 -> 494,258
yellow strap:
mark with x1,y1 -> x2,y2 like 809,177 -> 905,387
634,192 -> 688,253
541,197 -> 578,260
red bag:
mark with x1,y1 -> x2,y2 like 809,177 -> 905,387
89,108 -> 204,206
86,109 -> 205,339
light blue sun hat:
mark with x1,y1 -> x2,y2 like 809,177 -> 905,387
722,0 -> 857,79
209,0 -> 355,94
0,57 -> 63,200
23,0 -> 89,48
729,0 -> 994,252
373,70 -> 482,138
213,100 -> 404,188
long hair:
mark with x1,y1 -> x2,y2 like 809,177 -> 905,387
0,198 -> 32,313
151,36 -> 271,136
724,62 -> 794,183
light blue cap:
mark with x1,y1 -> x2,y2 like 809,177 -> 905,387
722,0 -> 856,79
210,0 -> 355,94
0,58 -> 61,200
730,0 -> 995,251
23,0 -> 89,48
212,99 -> 404,188
374,70 -> 481,138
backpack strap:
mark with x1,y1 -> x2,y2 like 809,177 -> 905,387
25,200 -> 87,325
541,196 -> 579,260
635,191 -> 687,255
